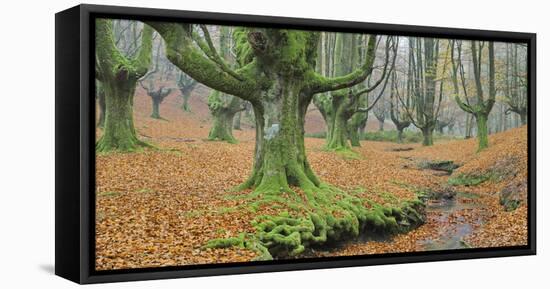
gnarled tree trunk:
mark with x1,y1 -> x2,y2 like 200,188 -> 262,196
95,19 -> 153,152
240,79 -> 321,193
97,80 -> 144,152
207,91 -> 243,143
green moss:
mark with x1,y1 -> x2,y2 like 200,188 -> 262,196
232,28 -> 254,67
206,183 -> 426,260
448,173 -> 492,186
95,19 -> 154,153
326,147 -> 361,160
205,234 -> 245,249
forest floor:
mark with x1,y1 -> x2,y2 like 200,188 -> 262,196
94,88 -> 528,270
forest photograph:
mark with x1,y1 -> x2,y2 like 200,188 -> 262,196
94,18 -> 529,270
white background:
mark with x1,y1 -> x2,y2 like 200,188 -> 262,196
0,0 -> 547,288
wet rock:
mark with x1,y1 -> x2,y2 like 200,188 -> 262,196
418,160 -> 460,175
429,189 -> 456,201
418,187 -> 457,202
499,179 -> 527,211
388,147 -> 414,152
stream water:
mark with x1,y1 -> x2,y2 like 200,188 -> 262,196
307,191 -> 488,256
417,192 -> 485,251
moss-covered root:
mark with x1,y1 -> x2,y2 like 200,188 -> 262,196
205,187 -> 426,260
96,133 -> 154,153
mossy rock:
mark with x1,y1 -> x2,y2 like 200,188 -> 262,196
499,180 -> 526,211
448,173 -> 492,186
419,160 -> 459,174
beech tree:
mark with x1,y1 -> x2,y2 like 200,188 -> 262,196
503,43 -> 528,125
147,22 -> 425,259
399,37 -> 448,146
138,40 -> 173,120
347,40 -> 397,147
207,90 -> 246,143
373,100 -> 387,131
140,78 -> 172,119
176,72 -> 198,112
148,22 -> 380,191
314,34 -> 396,149
95,19 -> 153,152
388,71 -> 411,143
206,26 -> 246,143
450,40 -> 495,150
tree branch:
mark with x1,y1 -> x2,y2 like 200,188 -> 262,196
146,21 -> 258,101
194,25 -> 245,81
310,35 -> 378,93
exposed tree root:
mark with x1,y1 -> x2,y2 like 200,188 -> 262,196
96,134 -> 156,153
205,183 -> 426,260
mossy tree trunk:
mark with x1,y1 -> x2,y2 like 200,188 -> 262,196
347,114 -> 365,147
374,109 -> 385,131
435,121 -> 445,134
177,72 -> 198,112
207,90 -> 244,143
95,19 -> 153,152
206,26 -> 246,143
400,37 -> 446,147
451,40 -> 495,151
346,71 -> 371,147
209,109 -> 238,143
422,127 -> 434,146
503,43 -> 528,126
322,35 -> 396,151
475,113 -> 489,149
324,34 -> 359,151
96,81 -> 106,128
181,90 -> 191,111
233,111 -> 242,130
397,128 -> 405,143
151,97 -> 160,119
149,22 -> 378,191
146,87 -> 172,119
149,24 -> 425,258
326,94 -> 357,151
312,94 -> 333,144
239,78 -> 323,193
97,81 -> 144,152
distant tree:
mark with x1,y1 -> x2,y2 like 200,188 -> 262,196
503,43 -> 528,125
207,90 -> 246,143
389,71 -> 411,143
400,37 -> 448,146
450,40 -> 496,151
139,39 -> 173,120
314,34 -> 396,149
233,110 -> 242,130
206,26 -> 246,143
140,78 -> 172,119
95,19 -> 153,152
372,100 -> 387,132
176,72 -> 198,112
435,103 -> 457,134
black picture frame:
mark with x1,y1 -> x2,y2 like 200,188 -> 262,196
55,4 -> 536,284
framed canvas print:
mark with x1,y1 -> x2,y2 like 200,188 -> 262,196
55,4 -> 536,284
